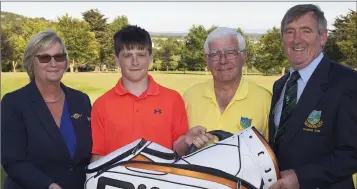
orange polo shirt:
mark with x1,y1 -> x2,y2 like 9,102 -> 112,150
91,75 -> 189,156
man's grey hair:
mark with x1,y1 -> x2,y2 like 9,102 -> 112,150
23,29 -> 68,81
204,27 -> 246,54
281,4 -> 327,35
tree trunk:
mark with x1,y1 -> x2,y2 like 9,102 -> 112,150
99,62 -> 103,71
70,59 -> 75,72
12,61 -> 18,72
281,67 -> 286,76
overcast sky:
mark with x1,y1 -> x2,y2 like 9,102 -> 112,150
1,1 -> 356,33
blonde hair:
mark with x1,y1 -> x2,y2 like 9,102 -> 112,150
23,30 -> 68,81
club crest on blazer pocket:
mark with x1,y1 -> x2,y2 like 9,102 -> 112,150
303,110 -> 323,133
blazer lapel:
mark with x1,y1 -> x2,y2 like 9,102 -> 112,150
28,81 -> 72,161
280,56 -> 330,149
269,74 -> 289,142
272,74 -> 290,109
62,84 -> 85,163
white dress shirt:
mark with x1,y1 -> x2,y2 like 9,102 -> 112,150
274,53 -> 324,129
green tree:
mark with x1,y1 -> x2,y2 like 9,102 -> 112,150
1,17 -> 52,72
82,9 -> 108,35
254,27 -> 287,75
335,10 -> 356,69
156,38 -> 184,71
1,26 -> 15,72
180,25 -> 208,71
22,18 -> 53,40
325,10 -> 356,69
324,33 -> 343,63
324,10 -> 357,68
6,30 -> 26,72
236,28 -> 257,69
109,15 -> 129,33
104,15 -> 130,70
82,9 -> 108,70
0,11 -> 27,25
207,25 -> 218,34
56,14 -> 99,72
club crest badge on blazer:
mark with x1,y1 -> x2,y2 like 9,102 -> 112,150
304,110 -> 323,132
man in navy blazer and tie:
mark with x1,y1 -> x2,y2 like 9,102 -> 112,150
268,4 -> 357,189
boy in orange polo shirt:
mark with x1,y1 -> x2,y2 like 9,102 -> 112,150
91,25 -> 205,161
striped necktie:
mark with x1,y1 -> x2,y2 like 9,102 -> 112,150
274,71 -> 301,143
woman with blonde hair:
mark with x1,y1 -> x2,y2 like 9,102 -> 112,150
1,30 -> 92,189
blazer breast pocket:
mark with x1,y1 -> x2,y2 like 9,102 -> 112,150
301,108 -> 333,137
301,121 -> 326,137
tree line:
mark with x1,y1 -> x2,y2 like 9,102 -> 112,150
1,9 -> 356,75
1,9 -> 128,72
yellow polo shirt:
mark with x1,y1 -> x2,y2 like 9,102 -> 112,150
183,77 -> 272,141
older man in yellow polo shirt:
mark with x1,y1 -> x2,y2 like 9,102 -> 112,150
183,27 -> 272,149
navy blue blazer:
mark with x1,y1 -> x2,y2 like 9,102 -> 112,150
1,81 -> 92,189
268,55 -> 357,189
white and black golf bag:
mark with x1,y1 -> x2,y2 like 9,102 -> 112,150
85,126 -> 279,189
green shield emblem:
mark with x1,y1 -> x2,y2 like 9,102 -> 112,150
240,117 -> 252,129
307,110 -> 322,125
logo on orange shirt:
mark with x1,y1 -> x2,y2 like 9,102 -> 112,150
154,109 -> 162,114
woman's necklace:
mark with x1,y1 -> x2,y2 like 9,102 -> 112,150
44,90 -> 63,104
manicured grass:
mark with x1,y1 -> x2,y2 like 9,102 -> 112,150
1,72 -> 279,101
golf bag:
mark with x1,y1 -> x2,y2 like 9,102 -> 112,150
85,126 -> 279,189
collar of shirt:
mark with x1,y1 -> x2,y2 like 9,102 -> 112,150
114,74 -> 160,96
203,76 -> 248,101
289,52 -> 324,84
